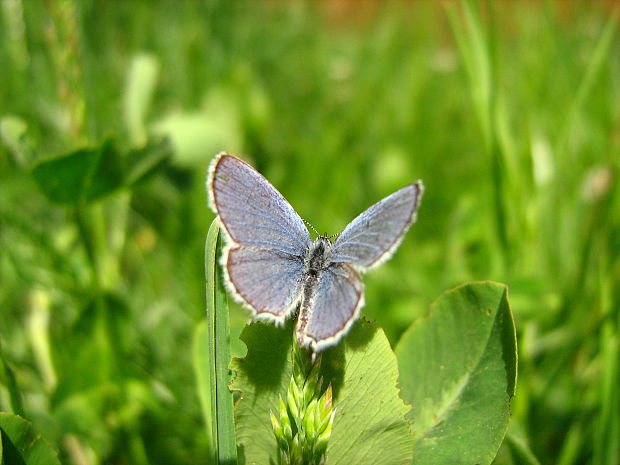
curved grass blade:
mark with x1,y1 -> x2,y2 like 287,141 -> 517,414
202,219 -> 237,464
504,429 -> 542,465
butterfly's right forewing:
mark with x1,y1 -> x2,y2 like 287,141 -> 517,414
330,182 -> 423,269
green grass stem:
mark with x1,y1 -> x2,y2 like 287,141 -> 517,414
203,219 -> 238,464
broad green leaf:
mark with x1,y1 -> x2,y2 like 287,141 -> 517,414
230,321 -> 294,463
31,137 -> 171,206
31,139 -> 122,205
0,412 -> 61,465
232,319 -> 413,465
396,281 -> 517,465
203,220 -> 237,464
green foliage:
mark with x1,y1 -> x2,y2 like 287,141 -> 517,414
269,343 -> 335,465
396,282 -> 517,465
232,320 -> 413,465
31,138 -> 172,206
0,413 -> 61,465
0,1 -> 618,464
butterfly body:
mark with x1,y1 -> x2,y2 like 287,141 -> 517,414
207,153 -> 423,352
297,236 -> 341,346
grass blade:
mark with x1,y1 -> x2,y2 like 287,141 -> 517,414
593,322 -> 619,465
445,0 -> 510,266
504,422 -> 542,465
204,219 -> 238,464
193,321 -> 214,462
0,339 -> 24,415
556,12 -> 617,158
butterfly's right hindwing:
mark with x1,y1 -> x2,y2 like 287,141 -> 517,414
299,263 -> 364,351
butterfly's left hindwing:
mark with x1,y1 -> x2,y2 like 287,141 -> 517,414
225,246 -> 305,320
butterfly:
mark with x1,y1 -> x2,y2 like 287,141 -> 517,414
207,153 -> 423,352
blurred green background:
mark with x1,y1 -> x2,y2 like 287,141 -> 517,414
1,0 -> 618,464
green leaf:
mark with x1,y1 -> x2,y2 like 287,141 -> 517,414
0,412 -> 61,465
31,139 -> 122,205
231,321 -> 293,463
31,137 -> 171,206
203,220 -> 237,464
395,281 -> 517,465
232,319 -> 413,465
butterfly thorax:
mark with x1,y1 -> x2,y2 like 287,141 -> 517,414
305,236 -> 332,277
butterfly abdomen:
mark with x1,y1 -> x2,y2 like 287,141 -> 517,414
296,237 -> 332,346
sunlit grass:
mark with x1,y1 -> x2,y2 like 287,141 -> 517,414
0,1 -> 618,464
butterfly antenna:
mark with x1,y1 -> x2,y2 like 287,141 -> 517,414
303,219 -> 321,237
328,232 -> 341,240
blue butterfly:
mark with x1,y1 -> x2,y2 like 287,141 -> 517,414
208,153 -> 423,352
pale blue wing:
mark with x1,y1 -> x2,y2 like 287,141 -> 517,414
208,153 -> 311,256
300,263 -> 364,351
330,182 -> 423,269
226,246 -> 305,319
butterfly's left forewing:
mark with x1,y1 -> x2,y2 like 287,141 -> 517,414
208,154 -> 311,321
208,154 -> 311,255
330,182 -> 423,269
